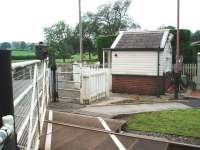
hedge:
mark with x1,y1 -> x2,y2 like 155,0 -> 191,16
96,35 -> 117,63
169,29 -> 195,63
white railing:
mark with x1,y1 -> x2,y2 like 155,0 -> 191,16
12,60 -> 50,150
173,64 -> 197,82
73,64 -> 110,104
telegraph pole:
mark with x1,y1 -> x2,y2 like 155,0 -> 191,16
174,0 -> 180,99
79,0 -> 83,64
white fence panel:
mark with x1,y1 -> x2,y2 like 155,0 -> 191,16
173,64 -> 197,82
73,64 -> 110,104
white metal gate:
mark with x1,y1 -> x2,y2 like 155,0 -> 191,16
12,60 -> 49,150
56,64 -> 81,104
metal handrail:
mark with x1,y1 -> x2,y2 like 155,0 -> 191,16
12,60 -> 41,70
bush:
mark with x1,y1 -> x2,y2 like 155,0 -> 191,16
96,35 -> 117,63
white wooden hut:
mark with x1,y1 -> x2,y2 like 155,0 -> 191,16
103,30 -> 173,96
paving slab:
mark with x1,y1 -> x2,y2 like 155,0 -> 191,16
78,102 -> 190,117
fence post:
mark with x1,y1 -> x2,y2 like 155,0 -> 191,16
197,52 -> 200,90
0,49 -> 17,150
50,54 -> 58,102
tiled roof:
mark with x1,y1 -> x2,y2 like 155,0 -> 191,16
115,31 -> 165,49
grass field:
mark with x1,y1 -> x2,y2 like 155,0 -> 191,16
128,109 -> 200,138
56,52 -> 98,64
12,50 -> 35,56
11,50 -> 98,63
11,50 -> 36,60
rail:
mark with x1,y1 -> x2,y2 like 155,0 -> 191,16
12,60 -> 50,149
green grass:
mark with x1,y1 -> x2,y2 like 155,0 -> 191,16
11,50 -> 36,60
56,52 -> 98,64
128,109 -> 200,138
11,50 -> 98,63
12,50 -> 35,56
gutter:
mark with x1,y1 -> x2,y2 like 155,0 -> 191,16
156,48 -> 161,97
0,115 -> 15,150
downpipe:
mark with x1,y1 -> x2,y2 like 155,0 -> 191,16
0,115 -> 15,150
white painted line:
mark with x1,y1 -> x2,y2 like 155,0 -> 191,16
45,110 -> 53,150
97,117 -> 126,150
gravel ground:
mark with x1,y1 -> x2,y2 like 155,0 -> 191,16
181,99 -> 200,107
127,130 -> 200,146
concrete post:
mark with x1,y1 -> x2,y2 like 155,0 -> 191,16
197,52 -> 200,90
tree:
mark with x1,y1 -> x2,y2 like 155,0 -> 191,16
78,0 -> 139,60
0,42 -> 11,49
169,29 -> 193,63
192,30 -> 200,42
44,21 -> 73,62
74,21 -> 96,59
27,43 -> 35,51
97,0 -> 139,35
20,41 -> 27,50
158,25 -> 195,63
96,35 -> 117,62
83,0 -> 140,37
11,41 -> 21,49
43,0 -> 139,62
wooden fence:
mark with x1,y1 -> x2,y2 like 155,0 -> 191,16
73,64 -> 111,104
173,64 -> 197,82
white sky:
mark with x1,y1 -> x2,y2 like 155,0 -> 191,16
0,0 -> 199,42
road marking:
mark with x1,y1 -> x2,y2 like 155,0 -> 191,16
45,110 -> 53,150
97,117 -> 126,150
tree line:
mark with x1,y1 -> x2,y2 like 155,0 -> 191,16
43,0 -> 200,63
0,41 -> 35,51
44,0 -> 140,62
1,0 -> 200,63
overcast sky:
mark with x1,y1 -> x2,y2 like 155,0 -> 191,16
0,0 -> 199,42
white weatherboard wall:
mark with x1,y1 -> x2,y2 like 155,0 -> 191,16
112,51 -> 164,76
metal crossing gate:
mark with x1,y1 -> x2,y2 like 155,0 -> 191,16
56,64 -> 82,107
12,60 -> 50,149
56,63 -> 111,105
